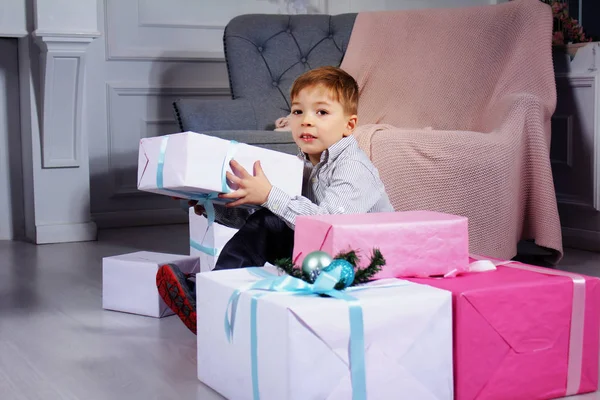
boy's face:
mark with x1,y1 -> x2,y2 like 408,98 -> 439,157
290,85 -> 357,165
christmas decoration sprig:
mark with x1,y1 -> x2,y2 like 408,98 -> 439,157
274,248 -> 386,290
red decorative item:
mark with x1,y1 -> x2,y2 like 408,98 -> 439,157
546,0 -> 592,45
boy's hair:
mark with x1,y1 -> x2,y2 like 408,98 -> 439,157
290,66 -> 358,115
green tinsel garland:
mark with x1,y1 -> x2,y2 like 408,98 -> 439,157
274,249 -> 386,289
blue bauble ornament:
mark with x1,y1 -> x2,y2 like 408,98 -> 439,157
323,259 -> 355,289
301,251 -> 333,283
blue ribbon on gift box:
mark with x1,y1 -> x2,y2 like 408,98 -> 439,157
224,267 -> 407,400
189,240 -> 218,257
156,135 -> 238,256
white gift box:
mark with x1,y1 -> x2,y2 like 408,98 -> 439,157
189,208 -> 238,272
102,251 -> 200,318
196,269 -> 454,400
137,131 -> 303,202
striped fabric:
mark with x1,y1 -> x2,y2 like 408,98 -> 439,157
266,135 -> 394,229
214,135 -> 394,229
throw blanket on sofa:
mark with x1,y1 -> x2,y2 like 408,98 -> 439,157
341,0 -> 563,263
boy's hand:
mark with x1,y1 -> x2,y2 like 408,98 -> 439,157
219,160 -> 272,207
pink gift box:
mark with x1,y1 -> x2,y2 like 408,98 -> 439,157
410,260 -> 600,400
293,210 -> 469,278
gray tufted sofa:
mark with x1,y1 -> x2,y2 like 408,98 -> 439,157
172,13 -> 357,155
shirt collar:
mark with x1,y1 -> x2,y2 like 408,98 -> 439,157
299,135 -> 356,165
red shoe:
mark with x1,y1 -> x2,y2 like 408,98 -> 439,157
156,264 -> 197,334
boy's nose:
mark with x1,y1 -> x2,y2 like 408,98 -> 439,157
301,117 -> 314,126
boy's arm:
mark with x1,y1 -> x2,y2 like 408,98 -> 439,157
262,159 -> 384,229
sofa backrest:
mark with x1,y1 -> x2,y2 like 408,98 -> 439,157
223,13 -> 357,130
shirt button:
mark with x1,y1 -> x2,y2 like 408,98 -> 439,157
273,204 -> 279,210
311,178 -> 317,183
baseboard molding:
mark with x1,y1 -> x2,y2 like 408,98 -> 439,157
562,227 -> 600,252
34,221 -> 97,244
92,208 -> 188,229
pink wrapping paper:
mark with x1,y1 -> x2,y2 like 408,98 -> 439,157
409,260 -> 600,400
293,211 -> 469,278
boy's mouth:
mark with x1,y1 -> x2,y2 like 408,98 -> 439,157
300,133 -> 316,142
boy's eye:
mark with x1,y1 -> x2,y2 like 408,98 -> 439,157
292,109 -> 302,115
317,110 -> 329,115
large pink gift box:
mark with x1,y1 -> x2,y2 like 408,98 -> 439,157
293,211 -> 469,278
410,260 -> 600,400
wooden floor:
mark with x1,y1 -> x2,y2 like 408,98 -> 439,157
0,224 -> 599,400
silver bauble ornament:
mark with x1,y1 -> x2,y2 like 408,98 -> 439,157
301,251 -> 333,282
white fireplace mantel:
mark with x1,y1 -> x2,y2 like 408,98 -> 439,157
5,0 -> 101,243
0,2 -> 27,37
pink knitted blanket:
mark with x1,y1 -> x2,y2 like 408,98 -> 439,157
341,0 -> 563,263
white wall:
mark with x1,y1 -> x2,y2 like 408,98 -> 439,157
0,39 -> 24,240
88,0 -> 501,228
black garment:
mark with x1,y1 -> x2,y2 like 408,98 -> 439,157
214,208 -> 294,270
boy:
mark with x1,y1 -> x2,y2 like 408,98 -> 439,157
157,66 -> 394,334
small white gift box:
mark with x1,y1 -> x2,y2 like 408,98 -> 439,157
137,131 -> 303,203
102,251 -> 199,318
189,208 -> 238,272
196,268 -> 454,400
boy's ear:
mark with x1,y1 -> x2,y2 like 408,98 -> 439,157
344,115 -> 358,137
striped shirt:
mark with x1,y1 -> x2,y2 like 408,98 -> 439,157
214,135 -> 394,229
